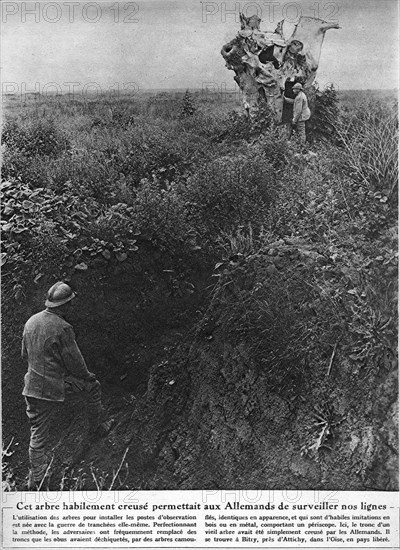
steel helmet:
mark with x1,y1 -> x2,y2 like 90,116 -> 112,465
293,83 -> 303,90
45,282 -> 76,308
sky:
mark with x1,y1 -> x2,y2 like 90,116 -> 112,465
1,0 -> 399,94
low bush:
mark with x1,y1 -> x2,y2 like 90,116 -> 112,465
311,83 -> 340,142
184,152 -> 277,245
2,118 -> 70,186
214,102 -> 276,143
2,118 -> 69,157
128,178 -> 194,254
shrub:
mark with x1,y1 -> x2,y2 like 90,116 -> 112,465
1,118 -> 70,187
181,90 -> 196,118
113,119 -> 209,186
184,152 -> 277,245
2,117 -> 70,158
311,83 -> 340,142
179,108 -> 228,141
215,102 -> 276,143
254,125 -> 299,170
129,178 -> 194,254
1,147 -> 49,187
45,150 -> 113,200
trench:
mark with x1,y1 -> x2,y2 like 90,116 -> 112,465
1,249 -> 211,489
2,252 -> 398,492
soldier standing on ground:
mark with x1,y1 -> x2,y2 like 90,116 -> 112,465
284,82 -> 311,143
21,281 -> 111,489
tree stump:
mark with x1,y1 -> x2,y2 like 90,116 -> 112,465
221,14 -> 339,123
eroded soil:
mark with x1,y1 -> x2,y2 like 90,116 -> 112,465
2,257 -> 398,492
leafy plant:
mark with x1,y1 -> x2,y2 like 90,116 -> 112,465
0,180 -> 142,298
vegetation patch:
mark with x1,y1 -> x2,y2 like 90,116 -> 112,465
1,88 -> 398,491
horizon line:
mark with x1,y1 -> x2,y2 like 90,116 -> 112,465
3,87 -> 398,96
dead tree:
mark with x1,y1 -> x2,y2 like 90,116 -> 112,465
221,14 -> 339,122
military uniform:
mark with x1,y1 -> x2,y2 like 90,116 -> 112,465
22,284 -> 105,488
292,89 -> 311,143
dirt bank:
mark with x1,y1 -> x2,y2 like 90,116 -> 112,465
1,246 -> 207,489
2,244 -> 398,492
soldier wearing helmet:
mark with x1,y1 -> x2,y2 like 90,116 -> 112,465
284,81 -> 311,143
22,281 -> 111,490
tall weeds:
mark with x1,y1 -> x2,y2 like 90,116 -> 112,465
336,100 -> 398,199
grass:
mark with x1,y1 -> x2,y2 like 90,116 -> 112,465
1,86 -> 398,489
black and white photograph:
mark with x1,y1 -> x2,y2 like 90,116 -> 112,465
1,0 -> 398,523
